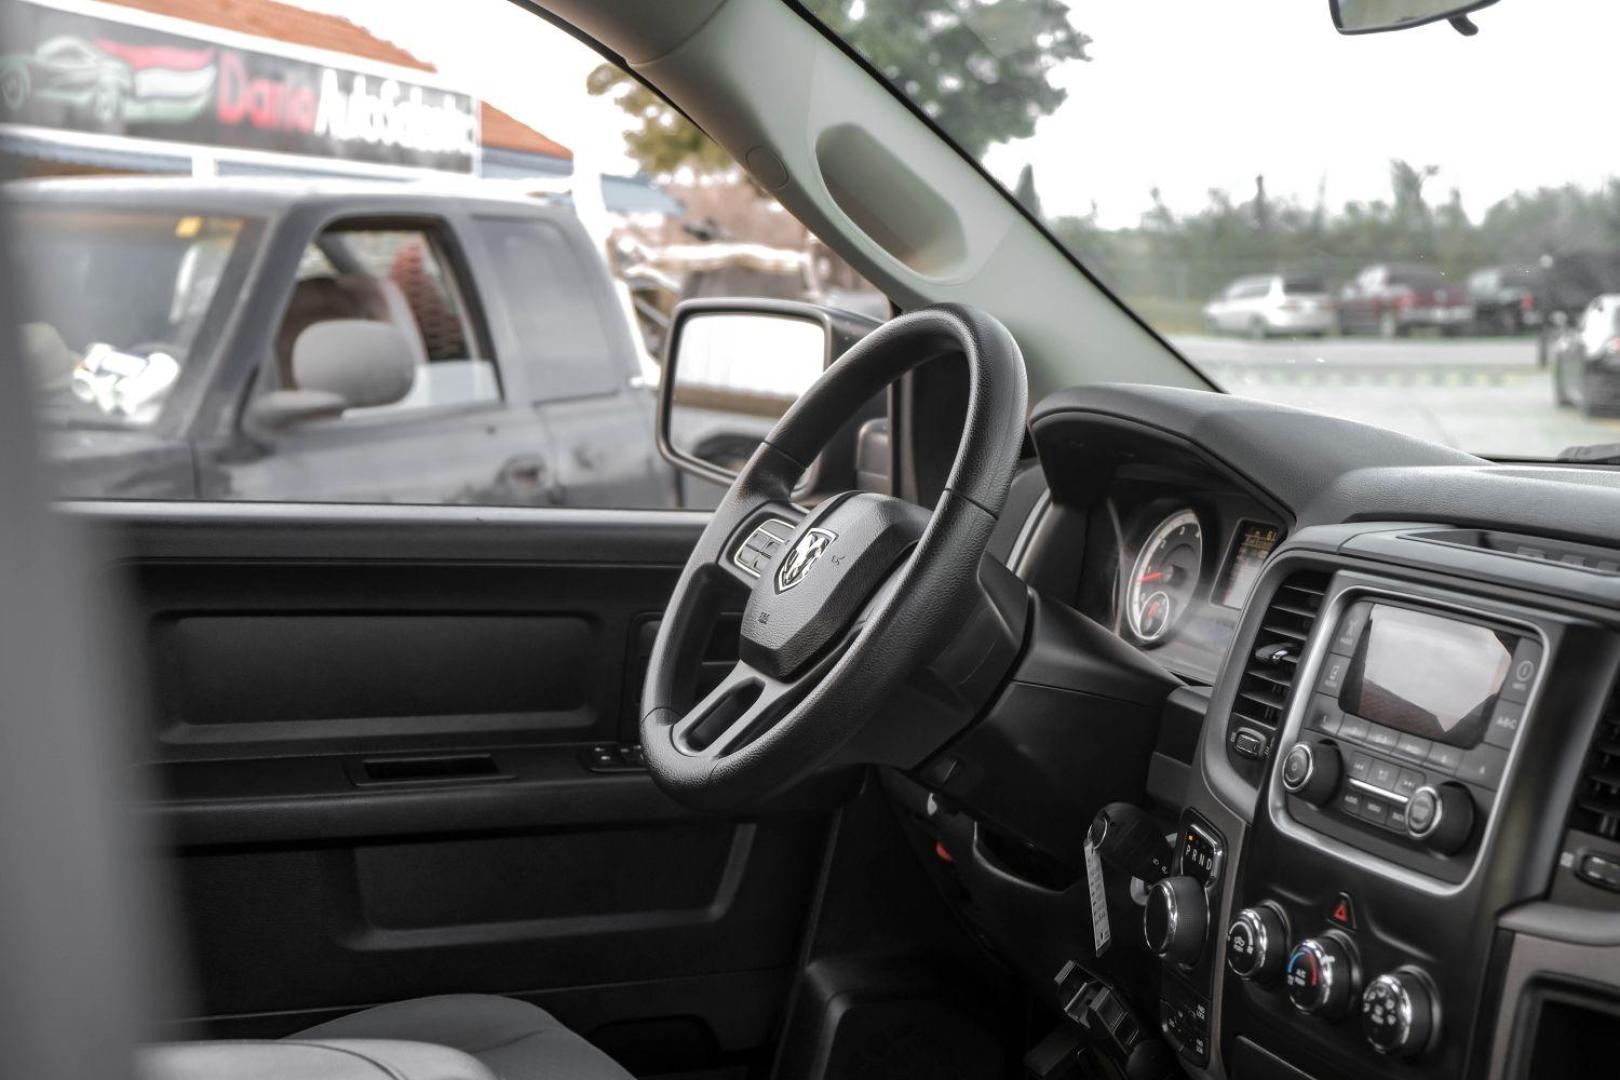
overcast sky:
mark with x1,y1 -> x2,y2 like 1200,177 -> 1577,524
300,0 -> 1618,229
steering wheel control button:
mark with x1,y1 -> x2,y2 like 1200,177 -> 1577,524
1282,742 -> 1342,806
732,519 -> 793,579
1144,875 -> 1207,967
1227,905 -> 1288,982
1286,936 -> 1357,1019
1362,971 -> 1437,1058
1406,783 -> 1475,853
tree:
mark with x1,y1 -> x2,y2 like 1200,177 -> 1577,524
584,66 -> 734,176
588,0 -> 1091,176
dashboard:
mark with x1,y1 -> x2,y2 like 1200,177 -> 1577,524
892,384 -> 1620,1080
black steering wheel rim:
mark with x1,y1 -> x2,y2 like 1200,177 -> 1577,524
641,304 -> 1028,812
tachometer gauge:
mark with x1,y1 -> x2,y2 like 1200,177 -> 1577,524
1126,509 -> 1204,645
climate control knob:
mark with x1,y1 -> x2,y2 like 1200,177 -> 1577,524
1286,935 -> 1357,1019
1281,741 -> 1342,806
1406,783 -> 1475,854
1226,903 -> 1289,982
1362,970 -> 1438,1058
1144,875 -> 1207,967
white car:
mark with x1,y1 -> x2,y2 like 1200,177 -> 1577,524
1203,273 -> 1336,338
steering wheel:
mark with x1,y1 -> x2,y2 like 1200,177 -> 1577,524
642,304 -> 1029,811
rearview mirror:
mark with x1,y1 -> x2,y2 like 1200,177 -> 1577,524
1331,0 -> 1498,34
657,300 -> 879,492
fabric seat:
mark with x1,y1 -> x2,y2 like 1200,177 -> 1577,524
289,995 -> 633,1080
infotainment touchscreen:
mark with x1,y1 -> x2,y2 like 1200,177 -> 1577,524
1337,605 -> 1513,748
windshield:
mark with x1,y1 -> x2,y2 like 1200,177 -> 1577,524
803,1 -> 1620,459
10,203 -> 251,427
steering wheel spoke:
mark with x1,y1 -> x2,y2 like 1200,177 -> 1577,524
670,658 -> 796,761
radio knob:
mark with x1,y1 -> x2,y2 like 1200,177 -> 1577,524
1226,903 -> 1289,981
1286,935 -> 1357,1019
1362,970 -> 1438,1058
1406,783 -> 1475,854
1281,741 -> 1342,806
1144,875 -> 1207,967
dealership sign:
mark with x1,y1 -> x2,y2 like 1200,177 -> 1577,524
0,0 -> 479,172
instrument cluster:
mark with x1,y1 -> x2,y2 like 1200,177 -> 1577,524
1109,495 -> 1285,683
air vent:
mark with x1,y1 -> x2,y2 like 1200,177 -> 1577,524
1571,692 -> 1620,841
1228,570 -> 1331,772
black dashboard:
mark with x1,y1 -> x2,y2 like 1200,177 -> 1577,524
893,384 -> 1620,1080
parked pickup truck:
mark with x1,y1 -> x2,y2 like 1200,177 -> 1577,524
1336,261 -> 1472,337
10,176 -> 675,507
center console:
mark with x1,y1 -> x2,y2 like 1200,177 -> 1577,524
1174,543 -> 1620,1080
1278,590 -> 1542,883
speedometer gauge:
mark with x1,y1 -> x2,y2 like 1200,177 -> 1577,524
1126,509 -> 1204,645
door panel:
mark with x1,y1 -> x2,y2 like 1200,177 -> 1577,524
72,502 -> 828,1069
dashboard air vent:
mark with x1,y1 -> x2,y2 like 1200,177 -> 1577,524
1227,570 -> 1331,771
1572,692 -> 1620,841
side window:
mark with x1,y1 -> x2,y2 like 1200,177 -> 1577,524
16,0 -> 878,510
475,215 -> 623,401
268,225 -> 499,418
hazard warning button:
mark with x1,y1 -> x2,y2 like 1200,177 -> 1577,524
1326,891 -> 1358,931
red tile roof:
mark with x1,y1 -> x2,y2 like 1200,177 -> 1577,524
103,0 -> 572,160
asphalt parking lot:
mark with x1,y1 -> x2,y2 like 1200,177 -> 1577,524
1173,334 -> 1620,459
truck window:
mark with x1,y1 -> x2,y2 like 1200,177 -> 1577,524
13,206 -> 255,429
475,215 -> 628,401
269,224 -> 500,417
11,0 -> 881,511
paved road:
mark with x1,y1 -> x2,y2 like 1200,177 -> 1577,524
1170,333 -> 1620,458
1172,333 -> 1537,369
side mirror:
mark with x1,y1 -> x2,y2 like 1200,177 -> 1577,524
1330,0 -> 1498,34
247,319 -> 417,431
657,299 -> 880,492
245,388 -> 349,431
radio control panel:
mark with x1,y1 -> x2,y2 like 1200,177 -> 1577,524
1273,593 -> 1548,882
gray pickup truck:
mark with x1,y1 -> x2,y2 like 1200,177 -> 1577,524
12,176 -> 674,507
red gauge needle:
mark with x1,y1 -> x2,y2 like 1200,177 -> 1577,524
1138,571 -> 1166,584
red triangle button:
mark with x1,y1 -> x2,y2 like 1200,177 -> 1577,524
1328,892 -> 1357,930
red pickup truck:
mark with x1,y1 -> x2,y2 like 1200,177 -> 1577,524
1336,262 -> 1472,337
